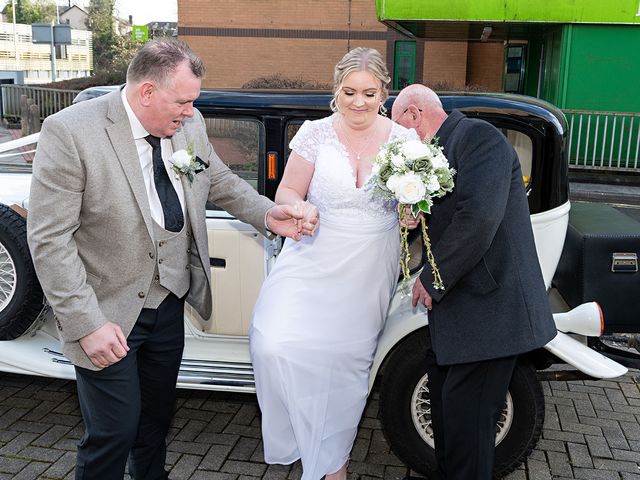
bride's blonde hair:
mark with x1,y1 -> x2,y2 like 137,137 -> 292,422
330,47 -> 391,115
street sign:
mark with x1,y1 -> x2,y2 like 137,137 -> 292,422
132,25 -> 149,42
31,24 -> 72,44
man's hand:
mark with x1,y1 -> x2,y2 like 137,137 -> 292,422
79,322 -> 129,369
412,277 -> 433,310
399,207 -> 422,229
266,204 -> 313,240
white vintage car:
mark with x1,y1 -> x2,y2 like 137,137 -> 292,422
0,88 -> 629,477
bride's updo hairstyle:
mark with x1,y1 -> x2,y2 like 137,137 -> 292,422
330,47 -> 391,115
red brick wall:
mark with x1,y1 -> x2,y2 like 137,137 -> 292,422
466,42 -> 504,92
422,41 -> 468,89
178,0 -> 506,91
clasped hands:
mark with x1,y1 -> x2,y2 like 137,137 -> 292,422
266,201 -> 319,241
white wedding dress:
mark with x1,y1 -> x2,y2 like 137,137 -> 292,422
249,114 -> 419,479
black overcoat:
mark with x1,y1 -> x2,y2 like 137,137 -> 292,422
421,110 -> 557,365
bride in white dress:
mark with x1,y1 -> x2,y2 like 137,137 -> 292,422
249,48 -> 420,480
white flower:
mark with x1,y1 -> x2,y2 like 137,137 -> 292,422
395,173 -> 426,204
426,174 -> 440,192
400,140 -> 430,161
372,163 -> 381,175
391,154 -> 405,168
431,151 -> 448,169
172,149 -> 193,168
386,174 -> 402,192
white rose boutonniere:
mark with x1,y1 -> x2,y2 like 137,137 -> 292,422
170,143 -> 208,184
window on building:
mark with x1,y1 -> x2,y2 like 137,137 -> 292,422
504,45 -> 526,94
394,41 -> 416,90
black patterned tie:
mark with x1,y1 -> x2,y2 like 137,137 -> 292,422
145,135 -> 184,232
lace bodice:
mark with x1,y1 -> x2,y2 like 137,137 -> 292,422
290,114 -> 419,223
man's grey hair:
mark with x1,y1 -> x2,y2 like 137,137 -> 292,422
126,38 -> 205,87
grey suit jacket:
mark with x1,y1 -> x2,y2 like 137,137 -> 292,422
27,89 -> 273,369
420,110 -> 557,365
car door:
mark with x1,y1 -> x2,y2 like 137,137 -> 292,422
183,115 -> 280,338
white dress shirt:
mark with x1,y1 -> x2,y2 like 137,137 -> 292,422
121,89 -> 186,228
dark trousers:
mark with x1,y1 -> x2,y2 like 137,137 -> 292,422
426,330 -> 517,480
74,294 -> 185,480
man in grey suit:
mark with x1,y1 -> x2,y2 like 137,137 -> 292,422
27,39 -> 311,480
392,84 -> 557,480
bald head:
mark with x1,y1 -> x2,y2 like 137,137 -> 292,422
392,84 -> 447,141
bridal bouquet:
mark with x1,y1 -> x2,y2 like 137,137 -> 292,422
368,138 -> 455,290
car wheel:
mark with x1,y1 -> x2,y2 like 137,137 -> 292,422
379,331 -> 545,478
0,204 -> 45,340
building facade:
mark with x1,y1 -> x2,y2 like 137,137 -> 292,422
178,0 -> 505,91
0,22 -> 92,84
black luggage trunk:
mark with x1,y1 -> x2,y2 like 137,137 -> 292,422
553,202 -> 640,333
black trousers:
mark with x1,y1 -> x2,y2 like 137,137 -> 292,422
74,294 -> 185,480
426,329 -> 517,480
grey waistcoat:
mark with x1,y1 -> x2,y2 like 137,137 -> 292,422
144,217 -> 192,309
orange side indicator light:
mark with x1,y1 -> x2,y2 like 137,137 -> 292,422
267,152 -> 277,180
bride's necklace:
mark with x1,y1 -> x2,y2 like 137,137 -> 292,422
340,117 -> 377,161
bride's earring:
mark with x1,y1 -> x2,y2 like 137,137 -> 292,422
379,102 -> 388,117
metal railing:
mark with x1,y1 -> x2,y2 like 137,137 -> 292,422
1,84 -> 79,121
564,110 -> 640,171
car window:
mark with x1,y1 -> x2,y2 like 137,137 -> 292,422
204,117 -> 264,210
285,121 -> 304,162
503,128 -> 533,189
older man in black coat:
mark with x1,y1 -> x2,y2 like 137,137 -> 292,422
392,84 -> 557,480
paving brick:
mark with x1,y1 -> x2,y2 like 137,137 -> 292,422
602,424 -> 631,450
0,432 -> 38,455
189,472 -> 238,480
383,465 -> 408,480
547,450 -> 573,477
592,458 -> 640,473
42,450 -> 76,479
557,404 -> 580,425
17,445 -> 64,462
232,404 -> 259,427
568,442 -> 594,468
0,408 -> 28,429
262,464 -> 291,480
535,438 -> 566,453
171,453 -> 202,479
168,440 -> 210,456
348,459 -> 386,478
10,461 -> 48,480
32,425 -> 72,448
543,428 -> 586,443
589,394 -> 614,412
573,468 -> 621,479
526,458 -> 552,480
585,435 -> 613,459
621,473 -> 640,480
199,444 -> 234,471
221,460 -> 267,477
229,437 -> 260,461
612,448 -> 640,463
563,421 -> 602,436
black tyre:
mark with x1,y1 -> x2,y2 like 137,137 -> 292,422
0,203 -> 45,340
379,331 -> 545,478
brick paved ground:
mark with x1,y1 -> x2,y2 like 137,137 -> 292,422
1,370 -> 640,479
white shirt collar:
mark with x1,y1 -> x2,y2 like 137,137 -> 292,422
121,87 -> 151,140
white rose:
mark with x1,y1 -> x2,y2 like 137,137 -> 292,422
426,174 -> 440,192
400,140 -> 430,161
172,149 -> 192,168
386,174 -> 402,192
372,163 -> 381,174
395,173 -> 426,204
431,151 -> 448,169
391,154 -> 405,168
